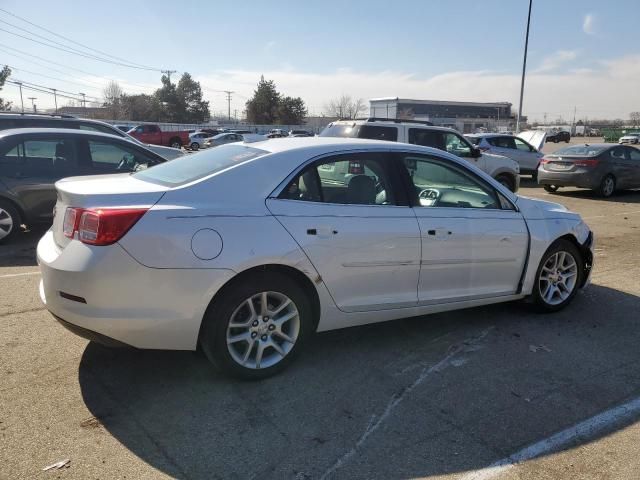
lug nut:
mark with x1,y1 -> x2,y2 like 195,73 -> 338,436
252,320 -> 259,327
261,335 -> 267,341
263,316 -> 269,322
268,324 -> 275,331
251,332 -> 257,338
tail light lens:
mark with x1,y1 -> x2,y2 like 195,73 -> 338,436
540,157 -> 552,164
64,207 -> 148,245
574,159 -> 600,167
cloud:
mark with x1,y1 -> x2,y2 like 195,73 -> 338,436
194,55 -> 640,120
583,13 -> 596,34
534,50 -> 578,73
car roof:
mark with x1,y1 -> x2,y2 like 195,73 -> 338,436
466,133 -> 512,138
243,136 -> 438,154
0,127 -> 133,141
329,119 -> 452,132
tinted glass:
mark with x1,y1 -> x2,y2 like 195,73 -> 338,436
79,123 -> 122,136
319,124 -> 360,138
134,144 -> 267,186
514,138 -> 531,151
466,136 -> 481,145
553,145 -> 608,156
628,148 -> 640,161
357,125 -> 398,141
402,155 -> 499,209
408,129 -> 445,149
282,153 -> 397,205
13,138 -> 77,177
444,133 -> 472,157
488,137 -> 516,149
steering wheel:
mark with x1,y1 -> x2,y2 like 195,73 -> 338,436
419,188 -> 439,200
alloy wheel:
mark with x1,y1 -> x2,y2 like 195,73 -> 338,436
602,177 -> 615,197
226,291 -> 300,369
0,207 -> 14,241
538,251 -> 578,305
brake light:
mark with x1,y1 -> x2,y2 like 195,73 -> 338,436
63,207 -> 147,245
540,157 -> 552,164
574,159 -> 600,167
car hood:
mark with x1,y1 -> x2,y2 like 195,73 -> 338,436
517,130 -> 547,151
144,144 -> 184,160
516,195 -> 578,220
482,151 -> 520,172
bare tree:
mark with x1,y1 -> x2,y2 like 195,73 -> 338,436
103,80 -> 124,119
630,112 -> 640,127
323,95 -> 366,119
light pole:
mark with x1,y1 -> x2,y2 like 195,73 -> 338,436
79,92 -> 86,109
51,88 -> 58,113
28,97 -> 37,113
16,81 -> 24,112
516,0 -> 533,134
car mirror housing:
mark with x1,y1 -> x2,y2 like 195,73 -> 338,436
471,146 -> 482,158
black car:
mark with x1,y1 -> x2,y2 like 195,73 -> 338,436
0,128 -> 165,243
546,130 -> 571,143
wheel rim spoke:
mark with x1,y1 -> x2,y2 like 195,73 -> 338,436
539,249 -> 578,305
226,290 -> 300,370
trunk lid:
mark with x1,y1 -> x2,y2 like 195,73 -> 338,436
53,173 -> 169,248
517,130 -> 547,151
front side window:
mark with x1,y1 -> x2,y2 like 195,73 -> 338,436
87,140 -> 160,173
401,154 -> 500,209
79,123 -> 122,136
444,133 -> 472,157
628,147 -> 640,161
281,153 -> 398,206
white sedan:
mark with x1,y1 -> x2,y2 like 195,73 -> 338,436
38,138 -> 594,379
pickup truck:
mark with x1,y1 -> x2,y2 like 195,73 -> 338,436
127,124 -> 190,148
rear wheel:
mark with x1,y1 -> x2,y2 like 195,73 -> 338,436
200,272 -> 313,380
495,174 -> 516,192
544,184 -> 559,193
0,200 -> 20,244
170,138 -> 182,149
597,174 -> 615,198
190,142 -> 200,151
529,239 -> 583,312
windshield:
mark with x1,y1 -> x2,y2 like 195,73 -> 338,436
319,123 -> 359,138
133,144 -> 268,186
552,145 -> 609,156
466,136 -> 481,145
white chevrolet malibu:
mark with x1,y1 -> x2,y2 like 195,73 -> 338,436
38,138 -> 594,379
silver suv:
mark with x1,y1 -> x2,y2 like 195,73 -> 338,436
320,118 -> 520,191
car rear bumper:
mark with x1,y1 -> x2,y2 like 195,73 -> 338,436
537,169 -> 601,189
37,230 -> 235,350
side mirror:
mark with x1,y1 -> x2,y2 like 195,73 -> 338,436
471,146 -> 482,158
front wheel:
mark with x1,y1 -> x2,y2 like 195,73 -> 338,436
529,239 -> 583,312
190,142 -> 200,151
0,200 -> 21,244
544,184 -> 559,193
200,273 -> 313,379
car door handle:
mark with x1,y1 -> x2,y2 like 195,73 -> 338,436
307,227 -> 337,236
427,229 -> 452,237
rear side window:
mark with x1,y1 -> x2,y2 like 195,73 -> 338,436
488,137 -> 516,149
466,136 -> 481,145
408,129 -> 445,149
133,144 -> 268,186
79,123 -> 123,137
357,125 -> 398,141
1,137 -> 77,177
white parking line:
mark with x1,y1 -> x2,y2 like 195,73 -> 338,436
0,271 -> 40,279
460,395 -> 640,480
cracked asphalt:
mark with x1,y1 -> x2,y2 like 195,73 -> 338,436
1,142 -> 640,479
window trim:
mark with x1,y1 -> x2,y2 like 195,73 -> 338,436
393,151 -> 517,212
274,150 -> 411,207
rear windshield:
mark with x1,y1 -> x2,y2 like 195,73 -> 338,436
133,144 -> 268,186
552,145 -> 609,156
319,123 -> 360,138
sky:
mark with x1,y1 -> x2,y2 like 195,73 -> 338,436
1,0 -> 639,122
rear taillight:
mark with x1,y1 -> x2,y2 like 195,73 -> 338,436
540,157 -> 552,164
64,207 -> 147,245
574,159 -> 600,167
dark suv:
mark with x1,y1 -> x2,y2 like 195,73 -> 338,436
0,128 -> 165,243
0,113 -> 183,160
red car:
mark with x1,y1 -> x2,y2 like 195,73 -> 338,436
127,124 -> 190,148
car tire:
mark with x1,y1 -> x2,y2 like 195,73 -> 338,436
543,185 -> 559,193
529,239 -> 583,313
170,138 -> 182,149
495,174 -> 516,192
200,272 -> 313,380
597,174 -> 616,198
190,142 -> 200,151
0,199 -> 21,244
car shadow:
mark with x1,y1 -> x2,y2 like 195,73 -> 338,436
78,284 -> 640,479
550,188 -> 640,203
0,226 -> 47,267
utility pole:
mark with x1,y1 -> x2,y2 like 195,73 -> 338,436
223,90 -> 234,122
544,112 -> 547,126
16,82 -> 24,112
51,88 -> 58,113
79,92 -> 86,109
162,70 -> 177,83
28,97 -> 37,113
516,0 -> 533,134
572,105 -> 577,134
234,109 -> 237,121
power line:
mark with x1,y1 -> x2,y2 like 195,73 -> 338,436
0,7 -> 164,71
11,78 -> 100,100
4,64 -> 103,92
8,80 -> 87,103
0,27 -> 162,71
